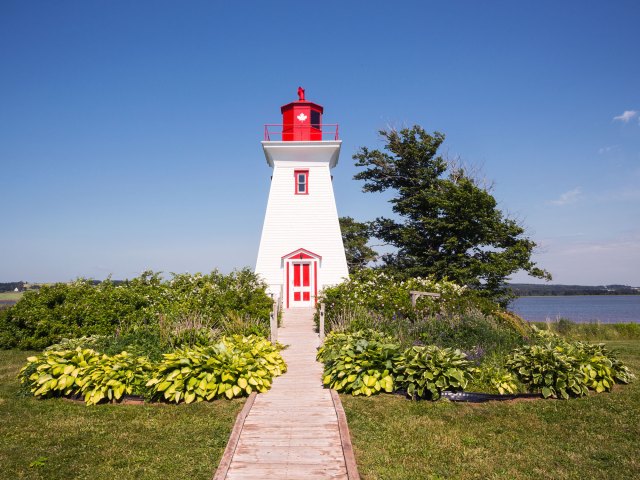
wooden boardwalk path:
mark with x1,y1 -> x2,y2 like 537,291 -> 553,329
214,308 -> 358,480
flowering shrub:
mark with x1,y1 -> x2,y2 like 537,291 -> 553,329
2,269 -> 272,350
318,269 -> 467,326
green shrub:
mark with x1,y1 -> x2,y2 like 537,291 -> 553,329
316,270 -> 530,356
145,335 -> 286,403
93,328 -> 167,361
417,308 -> 527,354
45,335 -> 108,351
0,308 -> 18,348
45,329 -> 168,361
395,345 -> 475,400
317,329 -> 395,363
318,269 -> 469,325
318,330 -> 400,396
1,269 -> 273,350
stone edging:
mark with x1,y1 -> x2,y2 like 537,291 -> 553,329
212,391 -> 257,480
330,389 -> 361,480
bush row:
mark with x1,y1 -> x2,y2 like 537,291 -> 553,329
19,335 -> 286,405
317,329 -> 635,400
1,269 -> 273,350
316,269 -> 532,356
318,269 -> 471,324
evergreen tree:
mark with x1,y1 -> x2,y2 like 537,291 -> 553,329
353,125 -> 550,300
339,216 -> 378,272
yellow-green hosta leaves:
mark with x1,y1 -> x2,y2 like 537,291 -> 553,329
19,348 -> 101,399
319,331 -> 401,397
319,331 -> 476,399
19,335 -> 287,406
19,348 -> 153,405
78,352 -> 153,406
475,365 -> 520,395
506,339 -> 635,399
146,335 -> 286,404
396,345 -> 476,400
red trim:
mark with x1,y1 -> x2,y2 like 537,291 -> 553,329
286,262 -> 290,308
281,248 -> 322,260
294,170 -> 309,195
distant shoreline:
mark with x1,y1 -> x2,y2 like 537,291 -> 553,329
514,294 -> 640,298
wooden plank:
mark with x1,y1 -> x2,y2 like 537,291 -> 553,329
212,392 -> 257,480
331,390 -> 361,480
218,308 -> 359,479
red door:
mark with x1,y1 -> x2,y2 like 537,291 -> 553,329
292,262 -> 312,305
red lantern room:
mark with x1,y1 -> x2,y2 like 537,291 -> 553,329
281,87 -> 324,141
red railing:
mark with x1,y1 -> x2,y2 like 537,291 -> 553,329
263,124 -> 340,141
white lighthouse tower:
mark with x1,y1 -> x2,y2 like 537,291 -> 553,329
255,88 -> 349,308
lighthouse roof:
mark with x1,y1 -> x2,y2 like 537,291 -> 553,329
280,100 -> 324,114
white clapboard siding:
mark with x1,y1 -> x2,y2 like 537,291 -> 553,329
255,141 -> 349,297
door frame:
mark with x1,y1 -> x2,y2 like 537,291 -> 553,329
282,248 -> 321,308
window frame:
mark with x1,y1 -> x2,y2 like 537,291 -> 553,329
294,170 -> 309,195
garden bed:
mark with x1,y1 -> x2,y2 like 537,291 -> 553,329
0,350 -> 245,480
341,339 -> 640,480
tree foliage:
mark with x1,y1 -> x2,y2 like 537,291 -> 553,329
353,125 -> 550,300
339,216 -> 378,272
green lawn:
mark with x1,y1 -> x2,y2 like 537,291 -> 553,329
0,291 -> 23,302
0,350 -> 244,480
342,340 -> 640,480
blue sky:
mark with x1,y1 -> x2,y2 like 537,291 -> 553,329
1,1 -> 638,285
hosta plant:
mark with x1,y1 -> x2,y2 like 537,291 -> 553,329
508,339 -> 635,399
19,348 -> 100,399
77,352 -> 153,405
395,345 -> 475,400
146,335 -> 286,403
317,329 -> 395,364
318,331 -> 400,396
20,348 -> 154,405
507,343 -> 588,399
571,341 -> 635,392
477,364 -> 520,395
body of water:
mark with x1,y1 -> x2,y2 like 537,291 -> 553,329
510,295 -> 640,323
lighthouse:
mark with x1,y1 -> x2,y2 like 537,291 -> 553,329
255,88 -> 349,308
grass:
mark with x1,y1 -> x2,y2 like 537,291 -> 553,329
531,320 -> 640,341
0,291 -> 22,302
341,339 -> 640,480
0,350 -> 244,480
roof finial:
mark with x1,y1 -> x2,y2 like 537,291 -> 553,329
297,86 -> 305,101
